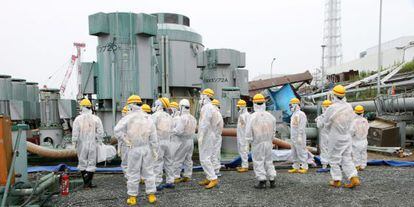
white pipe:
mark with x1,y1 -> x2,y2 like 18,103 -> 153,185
27,141 -> 77,158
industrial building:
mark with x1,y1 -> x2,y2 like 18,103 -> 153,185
327,36 -> 414,75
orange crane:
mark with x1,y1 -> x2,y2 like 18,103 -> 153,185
59,55 -> 77,94
58,42 -> 85,97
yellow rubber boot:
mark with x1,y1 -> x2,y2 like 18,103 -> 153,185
329,180 -> 342,188
205,179 -> 219,189
298,169 -> 308,174
148,194 -> 157,204
174,178 -> 182,184
181,177 -> 190,182
344,177 -> 361,188
288,168 -> 298,173
198,179 -> 210,186
127,196 -> 137,206
237,167 -> 249,173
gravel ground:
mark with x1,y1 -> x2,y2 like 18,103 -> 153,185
51,166 -> 414,207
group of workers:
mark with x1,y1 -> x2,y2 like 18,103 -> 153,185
70,84 -> 369,205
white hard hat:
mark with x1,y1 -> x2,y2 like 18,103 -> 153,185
179,99 -> 190,107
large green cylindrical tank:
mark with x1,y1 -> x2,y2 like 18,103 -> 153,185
0,75 -> 12,100
0,75 -> 12,116
39,88 -> 60,127
89,12 -> 158,109
26,82 -> 40,120
152,13 -> 204,96
11,79 -> 27,101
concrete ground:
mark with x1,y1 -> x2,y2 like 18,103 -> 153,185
52,166 -> 414,207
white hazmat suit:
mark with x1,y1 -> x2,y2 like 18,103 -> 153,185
72,107 -> 104,172
198,97 -> 221,181
290,105 -> 309,170
350,114 -> 369,169
212,106 -> 224,174
245,103 -> 277,181
118,104 -> 142,176
322,97 -> 358,181
114,110 -> 158,196
315,109 -> 329,168
237,107 -> 250,169
172,104 -> 197,179
151,105 -> 175,186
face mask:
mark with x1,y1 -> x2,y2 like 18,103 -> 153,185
290,104 -> 299,112
81,107 -> 91,113
253,103 -> 266,112
199,94 -> 208,106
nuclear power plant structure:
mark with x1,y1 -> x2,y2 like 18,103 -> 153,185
82,12 -> 249,134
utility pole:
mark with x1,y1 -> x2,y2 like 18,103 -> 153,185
377,0 -> 383,95
270,58 -> 276,79
321,45 -> 326,91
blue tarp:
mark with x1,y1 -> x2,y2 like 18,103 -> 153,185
267,84 -> 297,122
28,157 -> 414,173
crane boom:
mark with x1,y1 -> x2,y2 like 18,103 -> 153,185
60,55 -> 77,95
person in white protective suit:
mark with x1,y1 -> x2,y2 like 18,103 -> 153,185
72,98 -> 104,189
351,105 -> 369,171
323,85 -> 361,188
315,100 -> 332,173
171,99 -> 197,183
211,99 -> 224,176
117,95 -> 143,177
114,103 -> 158,205
151,97 -> 175,190
169,101 -> 179,117
236,99 -> 250,173
245,94 -> 277,189
288,97 -> 309,174
197,88 -> 221,189
141,104 -> 152,114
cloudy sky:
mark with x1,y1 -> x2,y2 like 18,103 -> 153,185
1,0 -> 414,93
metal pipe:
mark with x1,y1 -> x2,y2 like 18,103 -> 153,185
111,51 -> 116,129
1,128 -> 22,207
303,97 -> 414,113
161,36 -> 165,96
12,175 -> 58,196
165,36 -> 170,97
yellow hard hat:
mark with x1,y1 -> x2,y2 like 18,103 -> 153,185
142,104 -> 151,113
253,93 -> 266,103
354,105 -> 364,114
170,101 -> 179,109
322,100 -> 332,107
237,99 -> 246,107
80,98 -> 92,107
201,88 -> 215,97
211,99 -> 220,106
159,97 -> 170,108
122,105 -> 128,113
127,95 -> 142,104
290,98 -> 300,105
332,85 -> 346,97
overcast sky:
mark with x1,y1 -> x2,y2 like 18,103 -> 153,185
1,0 -> 414,92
